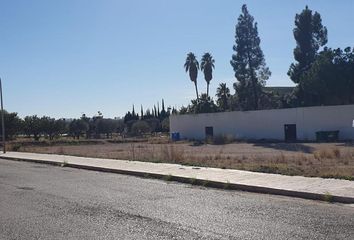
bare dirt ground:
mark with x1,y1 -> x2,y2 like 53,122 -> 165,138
12,137 -> 354,180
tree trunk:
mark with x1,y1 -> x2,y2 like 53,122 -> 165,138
251,75 -> 258,110
223,96 -> 228,111
247,51 -> 258,110
194,81 -> 199,101
207,82 -> 209,98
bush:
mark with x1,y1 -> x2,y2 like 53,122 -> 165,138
210,134 -> 234,145
161,117 -> 169,132
131,121 -> 151,136
314,148 -> 341,159
7,143 -> 21,151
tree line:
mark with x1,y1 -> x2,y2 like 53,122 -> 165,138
0,111 -> 68,140
0,110 -> 127,140
1,100 -> 174,141
181,5 -> 354,114
123,99 -> 173,136
0,110 -> 154,141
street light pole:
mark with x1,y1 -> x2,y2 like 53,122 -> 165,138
0,78 -> 5,153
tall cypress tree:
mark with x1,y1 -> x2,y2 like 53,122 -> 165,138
288,6 -> 327,84
132,105 -> 135,116
140,105 -> 144,120
161,99 -> 165,112
153,105 -> 157,118
230,4 -> 270,110
131,105 -> 139,120
157,102 -> 160,117
288,6 -> 327,106
160,99 -> 167,120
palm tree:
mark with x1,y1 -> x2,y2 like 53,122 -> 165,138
200,53 -> 215,97
184,52 -> 199,101
216,83 -> 230,111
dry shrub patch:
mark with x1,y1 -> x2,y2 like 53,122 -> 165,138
314,148 -> 341,160
15,139 -> 354,180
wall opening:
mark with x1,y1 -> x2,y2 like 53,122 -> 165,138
284,124 -> 297,142
205,126 -> 214,139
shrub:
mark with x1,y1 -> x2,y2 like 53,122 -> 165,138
210,134 -> 234,145
131,121 -> 151,136
8,143 -> 22,151
323,192 -> 334,203
314,148 -> 341,159
159,145 -> 184,163
161,117 -> 169,132
163,174 -> 173,181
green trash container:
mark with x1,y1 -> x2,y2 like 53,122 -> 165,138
316,131 -> 339,142
326,131 -> 339,141
316,131 -> 324,141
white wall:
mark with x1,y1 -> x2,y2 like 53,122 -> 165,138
170,104 -> 354,141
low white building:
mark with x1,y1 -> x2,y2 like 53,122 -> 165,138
170,104 -> 354,141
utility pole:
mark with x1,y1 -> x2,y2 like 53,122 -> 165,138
0,78 -> 5,153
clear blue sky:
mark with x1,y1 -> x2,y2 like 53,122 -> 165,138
1,0 -> 353,118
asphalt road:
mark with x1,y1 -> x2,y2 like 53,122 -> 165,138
0,160 -> 353,240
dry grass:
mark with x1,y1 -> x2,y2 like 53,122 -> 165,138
13,139 -> 354,180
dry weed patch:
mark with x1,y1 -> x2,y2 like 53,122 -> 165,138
17,140 -> 354,180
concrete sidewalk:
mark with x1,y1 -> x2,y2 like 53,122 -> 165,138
1,151 -> 354,203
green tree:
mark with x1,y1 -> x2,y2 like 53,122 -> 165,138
140,105 -> 144,120
153,105 -> 157,118
144,109 -> 153,119
124,108 -> 138,124
80,114 -> 92,139
40,116 -> 67,140
190,93 -> 218,114
288,5 -> 328,84
299,47 -> 354,106
216,83 -> 231,111
161,117 -> 169,132
69,119 -> 89,139
123,111 -> 133,123
200,53 -> 215,97
96,118 -> 118,138
55,119 -> 68,136
179,106 -> 188,115
115,119 -> 126,135
184,52 -> 200,101
24,115 -> 42,140
145,118 -> 160,132
171,107 -> 177,115
159,99 -> 168,120
230,4 -> 271,110
131,120 -> 151,136
40,116 -> 57,140
0,110 -> 22,140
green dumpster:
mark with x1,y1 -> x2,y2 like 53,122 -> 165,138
315,131 -> 339,142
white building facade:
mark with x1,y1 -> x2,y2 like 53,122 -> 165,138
170,104 -> 354,141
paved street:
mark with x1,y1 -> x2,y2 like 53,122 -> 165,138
0,159 -> 353,239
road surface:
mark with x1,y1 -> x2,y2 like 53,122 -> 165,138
0,159 -> 353,239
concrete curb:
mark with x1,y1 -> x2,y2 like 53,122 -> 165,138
1,155 -> 353,204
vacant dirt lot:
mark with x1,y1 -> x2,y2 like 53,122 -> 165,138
13,139 -> 354,180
